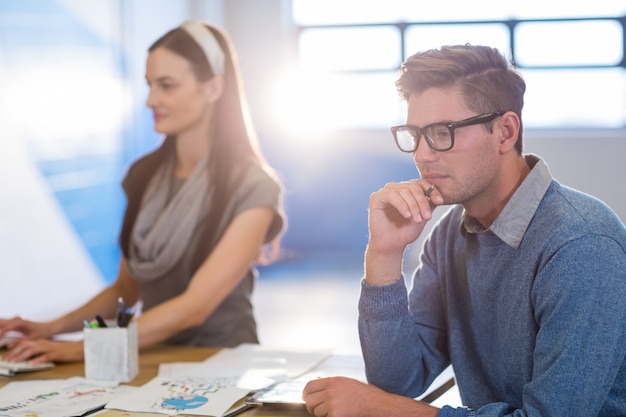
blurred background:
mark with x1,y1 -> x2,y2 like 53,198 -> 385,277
1,0 -> 625,357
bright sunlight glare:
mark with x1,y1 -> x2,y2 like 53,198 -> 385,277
270,68 -> 405,141
270,69 -> 345,139
283,1 -> 626,132
1,60 -> 129,155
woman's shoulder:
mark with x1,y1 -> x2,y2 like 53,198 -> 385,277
123,138 -> 174,189
225,162 -> 285,217
234,162 -> 283,191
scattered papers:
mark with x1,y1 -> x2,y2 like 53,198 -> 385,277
0,344 -> 361,417
295,353 -> 367,382
159,343 -> 334,390
246,381 -> 307,405
105,376 -> 249,416
0,377 -> 136,417
213,344 -> 334,379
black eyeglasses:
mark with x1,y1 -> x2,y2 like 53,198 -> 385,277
391,111 -> 505,153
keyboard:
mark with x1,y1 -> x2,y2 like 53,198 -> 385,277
0,331 -> 22,348
0,355 -> 55,376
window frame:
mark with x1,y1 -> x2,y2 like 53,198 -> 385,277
296,16 -> 626,71
292,15 -> 626,130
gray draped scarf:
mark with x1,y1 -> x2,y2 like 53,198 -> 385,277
126,153 -> 211,281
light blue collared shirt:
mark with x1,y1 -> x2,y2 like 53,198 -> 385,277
462,154 -> 551,249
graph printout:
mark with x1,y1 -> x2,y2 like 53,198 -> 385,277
105,376 -> 249,416
0,377 -> 135,417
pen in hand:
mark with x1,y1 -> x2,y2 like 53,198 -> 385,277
424,184 -> 437,200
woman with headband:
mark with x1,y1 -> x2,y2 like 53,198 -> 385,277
0,21 -> 286,363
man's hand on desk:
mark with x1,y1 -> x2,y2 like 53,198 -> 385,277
302,376 -> 439,417
2,338 -> 84,364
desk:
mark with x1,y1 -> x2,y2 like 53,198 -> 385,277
0,345 -> 311,417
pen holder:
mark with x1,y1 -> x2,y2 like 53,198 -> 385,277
84,320 -> 138,382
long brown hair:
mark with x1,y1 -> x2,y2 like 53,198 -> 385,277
148,23 -> 283,268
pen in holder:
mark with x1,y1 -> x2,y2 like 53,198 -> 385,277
84,320 -> 138,382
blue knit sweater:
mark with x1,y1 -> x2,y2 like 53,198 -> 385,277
359,159 -> 626,416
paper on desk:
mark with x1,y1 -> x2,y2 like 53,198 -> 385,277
0,378 -> 67,398
105,375 -> 249,416
0,377 -> 136,417
212,344 -> 334,378
294,353 -> 367,382
158,343 -> 333,390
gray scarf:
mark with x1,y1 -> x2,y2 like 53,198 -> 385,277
126,153 -> 210,281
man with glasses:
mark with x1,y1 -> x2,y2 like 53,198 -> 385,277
303,44 -> 626,417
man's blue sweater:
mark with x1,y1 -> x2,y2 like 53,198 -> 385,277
359,157 -> 626,416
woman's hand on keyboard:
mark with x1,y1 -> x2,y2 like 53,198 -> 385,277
2,338 -> 84,364
0,316 -> 54,341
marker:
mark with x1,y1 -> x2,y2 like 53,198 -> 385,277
116,297 -> 126,327
95,314 -> 108,328
118,308 -> 134,328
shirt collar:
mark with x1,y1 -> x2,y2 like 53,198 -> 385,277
462,154 -> 552,248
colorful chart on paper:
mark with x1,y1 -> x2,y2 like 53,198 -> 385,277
105,376 -> 248,416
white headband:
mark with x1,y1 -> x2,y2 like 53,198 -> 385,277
180,20 -> 225,76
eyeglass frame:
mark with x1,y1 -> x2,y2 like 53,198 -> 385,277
391,111 -> 506,153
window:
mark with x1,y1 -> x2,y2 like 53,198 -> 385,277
285,1 -> 626,130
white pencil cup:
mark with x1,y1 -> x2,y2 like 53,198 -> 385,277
84,320 -> 138,382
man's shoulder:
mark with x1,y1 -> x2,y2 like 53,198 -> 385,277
547,182 -> 622,225
538,181 -> 626,245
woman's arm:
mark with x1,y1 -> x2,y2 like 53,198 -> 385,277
134,206 -> 275,348
3,207 -> 274,362
1,260 -> 140,363
47,259 -> 140,335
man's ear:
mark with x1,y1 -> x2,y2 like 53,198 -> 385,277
204,75 -> 224,103
498,111 -> 520,152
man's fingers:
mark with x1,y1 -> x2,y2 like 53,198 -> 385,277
373,180 -> 436,222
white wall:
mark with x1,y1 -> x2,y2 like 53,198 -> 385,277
525,131 -> 625,222
0,134 -> 104,320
